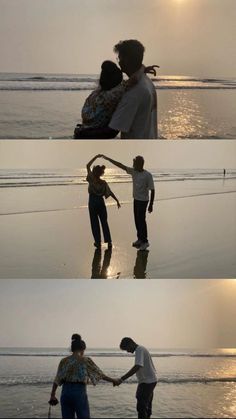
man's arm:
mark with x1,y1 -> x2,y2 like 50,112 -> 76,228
114,365 -> 141,386
102,155 -> 128,172
74,126 -> 119,139
148,189 -> 155,213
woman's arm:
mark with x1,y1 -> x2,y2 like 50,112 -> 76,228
87,154 -> 102,175
109,190 -> 121,209
48,382 -> 59,405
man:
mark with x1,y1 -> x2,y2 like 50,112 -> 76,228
75,39 -> 158,139
109,39 -> 158,139
114,337 -> 157,419
102,154 -> 155,250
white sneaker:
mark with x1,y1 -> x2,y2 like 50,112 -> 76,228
132,239 -> 142,248
139,242 -> 150,251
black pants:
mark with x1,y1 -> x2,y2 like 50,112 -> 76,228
133,200 -> 149,242
89,194 -> 111,244
136,382 -> 157,419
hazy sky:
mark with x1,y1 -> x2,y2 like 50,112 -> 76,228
0,140 -> 236,170
0,0 -> 235,76
0,279 -> 235,348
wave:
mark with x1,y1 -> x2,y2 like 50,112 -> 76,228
0,376 -> 235,387
0,73 -> 235,91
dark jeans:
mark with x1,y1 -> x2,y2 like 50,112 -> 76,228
89,194 -> 112,244
133,200 -> 149,242
136,382 -> 157,419
61,383 -> 90,419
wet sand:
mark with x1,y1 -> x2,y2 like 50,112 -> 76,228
0,191 -> 235,279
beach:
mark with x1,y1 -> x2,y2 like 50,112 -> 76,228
0,172 -> 235,279
0,74 -> 236,139
0,348 -> 235,418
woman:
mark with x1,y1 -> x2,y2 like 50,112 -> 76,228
49,334 -> 117,419
87,154 -> 121,248
74,61 -> 159,139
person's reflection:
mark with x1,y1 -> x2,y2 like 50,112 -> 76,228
133,250 -> 149,279
91,248 -> 112,278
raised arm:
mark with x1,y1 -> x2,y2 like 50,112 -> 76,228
87,154 -> 102,175
102,155 -> 127,171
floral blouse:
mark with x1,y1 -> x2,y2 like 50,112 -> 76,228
54,355 -> 104,386
86,172 -> 111,198
81,83 -> 126,129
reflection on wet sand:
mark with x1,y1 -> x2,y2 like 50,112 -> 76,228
90,247 -> 150,279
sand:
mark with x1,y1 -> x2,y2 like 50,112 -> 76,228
0,190 -> 235,279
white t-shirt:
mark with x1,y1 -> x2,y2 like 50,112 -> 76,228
126,167 -> 154,201
135,346 -> 157,384
109,74 -> 157,139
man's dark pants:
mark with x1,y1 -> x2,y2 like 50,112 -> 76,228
136,382 -> 157,419
133,200 -> 149,243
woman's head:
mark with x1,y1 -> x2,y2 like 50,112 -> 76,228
71,334 -> 86,353
92,165 -> 105,179
99,60 -> 123,91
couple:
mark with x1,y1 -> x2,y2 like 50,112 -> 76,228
87,154 -> 155,251
49,335 -> 157,419
74,39 -> 158,139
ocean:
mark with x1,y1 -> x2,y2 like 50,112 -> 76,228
1,168 -> 236,216
0,347 -> 235,418
0,73 -> 236,139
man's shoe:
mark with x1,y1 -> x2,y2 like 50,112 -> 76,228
139,241 -> 150,251
132,239 -> 142,248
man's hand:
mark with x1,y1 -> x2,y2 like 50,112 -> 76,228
113,378 -> 122,386
144,65 -> 160,77
48,396 -> 59,406
148,203 -> 153,213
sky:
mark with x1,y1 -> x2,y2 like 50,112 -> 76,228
0,140 -> 236,170
0,278 -> 235,348
0,0 -> 235,76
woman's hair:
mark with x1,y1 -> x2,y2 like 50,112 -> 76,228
71,334 -> 86,352
92,165 -> 105,179
99,60 -> 123,91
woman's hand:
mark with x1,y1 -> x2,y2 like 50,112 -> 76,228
144,65 -> 160,77
48,395 -> 59,406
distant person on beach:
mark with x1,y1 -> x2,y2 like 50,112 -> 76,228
101,154 -> 155,251
114,337 -> 157,419
74,39 -> 158,139
49,334 -> 117,419
87,154 -> 121,249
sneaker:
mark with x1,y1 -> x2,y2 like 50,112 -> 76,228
132,239 -> 142,248
139,241 -> 150,251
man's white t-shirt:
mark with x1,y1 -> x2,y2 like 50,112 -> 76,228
126,167 -> 155,201
109,74 -> 157,139
135,346 -> 157,384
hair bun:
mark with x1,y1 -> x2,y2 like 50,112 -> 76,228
71,334 -> 81,342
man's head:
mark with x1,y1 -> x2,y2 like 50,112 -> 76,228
120,337 -> 137,353
114,40 -> 145,76
133,156 -> 144,171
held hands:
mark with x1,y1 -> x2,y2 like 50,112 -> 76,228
113,378 -> 123,387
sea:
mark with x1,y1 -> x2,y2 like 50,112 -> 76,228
0,73 -> 236,139
0,347 -> 235,418
1,168 -> 236,216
